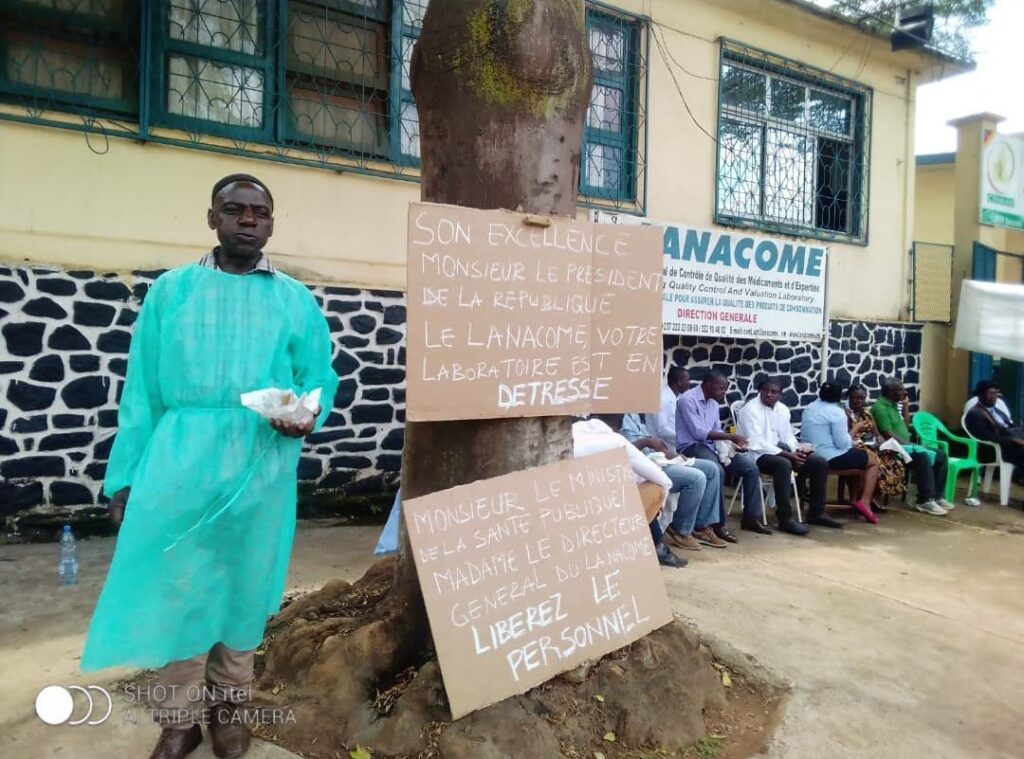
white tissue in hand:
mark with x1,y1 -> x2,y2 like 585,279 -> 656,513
879,437 -> 913,463
240,387 -> 322,425
647,452 -> 671,467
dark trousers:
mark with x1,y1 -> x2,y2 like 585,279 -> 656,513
650,520 -> 662,545
1000,442 -> 1024,469
684,444 -> 762,522
911,449 -> 948,502
755,453 -> 829,523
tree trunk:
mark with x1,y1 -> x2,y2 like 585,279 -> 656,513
257,8 -> 736,755
393,0 -> 593,618
257,4 -> 596,751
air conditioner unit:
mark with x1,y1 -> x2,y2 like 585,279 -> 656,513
890,5 -> 935,52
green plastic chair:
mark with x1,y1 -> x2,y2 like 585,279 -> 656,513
912,411 -> 981,502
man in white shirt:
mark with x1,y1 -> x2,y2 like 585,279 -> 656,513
572,415 -> 687,568
736,378 -> 833,535
647,365 -> 690,450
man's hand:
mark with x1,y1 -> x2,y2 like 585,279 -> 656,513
782,451 -> 807,468
729,433 -> 749,449
271,408 -> 320,439
639,437 -> 677,458
109,487 -> 130,527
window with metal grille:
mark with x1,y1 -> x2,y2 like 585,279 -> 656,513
0,0 -> 647,196
145,0 -> 423,164
580,8 -> 644,205
0,0 -> 140,117
283,0 -> 390,158
715,40 -> 871,244
159,0 -> 269,136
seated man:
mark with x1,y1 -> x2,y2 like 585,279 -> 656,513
572,415 -> 687,568
964,380 -> 1013,423
621,412 -> 726,550
871,378 -> 952,516
647,365 -> 690,450
737,378 -> 831,535
676,370 -> 760,538
964,380 -> 1024,473
801,382 -> 881,524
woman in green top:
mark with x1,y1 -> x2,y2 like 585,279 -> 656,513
870,379 -> 951,516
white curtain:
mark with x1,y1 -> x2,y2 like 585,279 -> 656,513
954,280 -> 1024,362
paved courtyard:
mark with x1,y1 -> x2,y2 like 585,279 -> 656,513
2,495 -> 1022,758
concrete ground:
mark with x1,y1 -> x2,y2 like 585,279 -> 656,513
2,497 -> 1023,758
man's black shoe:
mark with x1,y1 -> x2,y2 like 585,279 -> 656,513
809,513 -> 844,529
714,525 -> 738,543
656,543 -> 688,568
740,518 -> 772,535
778,520 -> 809,536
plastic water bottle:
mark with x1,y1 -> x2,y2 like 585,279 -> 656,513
58,525 -> 79,587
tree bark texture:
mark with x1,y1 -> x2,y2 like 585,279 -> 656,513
256,9 -> 734,754
394,0 -> 593,612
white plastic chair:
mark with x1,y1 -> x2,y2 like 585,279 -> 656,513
728,399 -> 746,430
961,412 -> 1015,506
727,468 -> 802,524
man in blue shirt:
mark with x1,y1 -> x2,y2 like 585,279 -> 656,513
621,413 -> 726,549
676,370 -> 763,538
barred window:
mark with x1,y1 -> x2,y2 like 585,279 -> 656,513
716,41 -> 871,244
161,0 -> 270,135
0,0 -> 647,197
394,0 -> 424,162
0,0 -> 139,116
581,9 -> 643,204
284,0 -> 390,157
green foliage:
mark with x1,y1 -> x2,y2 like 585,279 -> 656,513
692,734 -> 726,758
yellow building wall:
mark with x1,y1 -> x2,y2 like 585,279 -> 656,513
0,122 -> 419,288
913,163 -> 955,245
0,0 -> 952,320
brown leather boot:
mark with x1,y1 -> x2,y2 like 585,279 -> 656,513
149,724 -> 202,759
209,702 -> 251,758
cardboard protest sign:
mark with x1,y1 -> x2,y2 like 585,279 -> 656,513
403,448 -> 674,719
406,203 -> 664,421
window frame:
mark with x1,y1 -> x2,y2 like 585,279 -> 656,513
387,0 -> 422,166
281,0 -> 392,160
148,0 -> 278,142
0,0 -> 649,201
579,6 -> 642,205
714,39 -> 872,246
0,0 -> 140,117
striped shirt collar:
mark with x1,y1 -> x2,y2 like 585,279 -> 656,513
198,248 -> 276,276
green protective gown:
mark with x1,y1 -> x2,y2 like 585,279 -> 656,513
81,264 -> 339,672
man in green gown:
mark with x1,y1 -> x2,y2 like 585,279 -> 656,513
81,175 -> 339,759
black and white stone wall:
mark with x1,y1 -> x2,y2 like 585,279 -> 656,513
1,262 -> 923,523
664,320 -> 924,423
1,265 -> 405,522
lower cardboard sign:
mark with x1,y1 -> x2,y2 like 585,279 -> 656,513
403,447 -> 674,719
